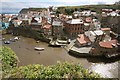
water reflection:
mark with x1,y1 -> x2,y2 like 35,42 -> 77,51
90,62 -> 118,78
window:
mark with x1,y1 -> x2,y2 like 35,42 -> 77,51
80,26 -> 82,29
75,27 -> 76,30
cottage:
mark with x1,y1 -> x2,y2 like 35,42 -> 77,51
30,23 -> 42,30
91,40 -> 119,57
81,10 -> 91,16
93,21 -> 101,30
0,22 -> 9,30
12,20 -> 22,27
21,19 -> 31,26
85,30 -> 104,42
66,15 -> 72,20
75,34 -> 91,47
73,11 -> 81,18
102,9 -> 113,13
42,24 -> 52,36
28,17 -> 43,30
101,28 -> 111,35
84,23 -> 90,31
101,28 -> 111,41
52,21 -> 63,37
109,11 -> 119,16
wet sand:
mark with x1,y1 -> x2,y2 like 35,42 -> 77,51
2,35 -> 91,67
2,34 -> 120,78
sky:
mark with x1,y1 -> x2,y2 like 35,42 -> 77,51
0,0 -> 119,13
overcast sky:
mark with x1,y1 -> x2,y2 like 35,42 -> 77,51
0,0 -> 119,13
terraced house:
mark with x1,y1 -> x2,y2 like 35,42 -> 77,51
64,18 -> 84,36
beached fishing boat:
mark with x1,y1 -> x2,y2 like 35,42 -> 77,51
14,37 -> 19,40
4,41 -> 10,44
34,47 -> 45,51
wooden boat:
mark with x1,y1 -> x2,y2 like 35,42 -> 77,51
2,38 -> 5,40
14,37 -> 19,40
34,47 -> 45,51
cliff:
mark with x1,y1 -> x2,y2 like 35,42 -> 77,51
19,8 -> 47,14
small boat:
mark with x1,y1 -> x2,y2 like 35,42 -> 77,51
10,38 -> 16,42
36,41 -> 40,43
4,41 -> 10,44
14,37 -> 19,40
34,47 -> 45,51
2,38 -> 5,40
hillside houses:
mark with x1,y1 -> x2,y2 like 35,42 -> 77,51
73,10 -> 97,18
91,39 -> 119,57
2,6 -> 120,57
102,9 -> 120,17
63,16 -> 101,37
69,27 -> 119,57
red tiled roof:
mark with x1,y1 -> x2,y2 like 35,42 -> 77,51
43,25 -> 51,29
99,40 -> 118,48
101,28 -> 111,31
77,34 -> 91,44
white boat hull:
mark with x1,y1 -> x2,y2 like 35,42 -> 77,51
34,47 -> 45,51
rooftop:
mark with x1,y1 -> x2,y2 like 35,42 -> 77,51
43,24 -> 51,29
94,30 -> 103,36
84,23 -> 90,26
66,19 -> 84,24
77,34 -> 91,44
99,40 -> 118,48
101,28 -> 111,31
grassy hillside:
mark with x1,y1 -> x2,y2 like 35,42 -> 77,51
57,4 -> 120,14
0,46 -> 19,77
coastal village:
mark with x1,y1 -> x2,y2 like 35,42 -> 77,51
1,6 -> 120,58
